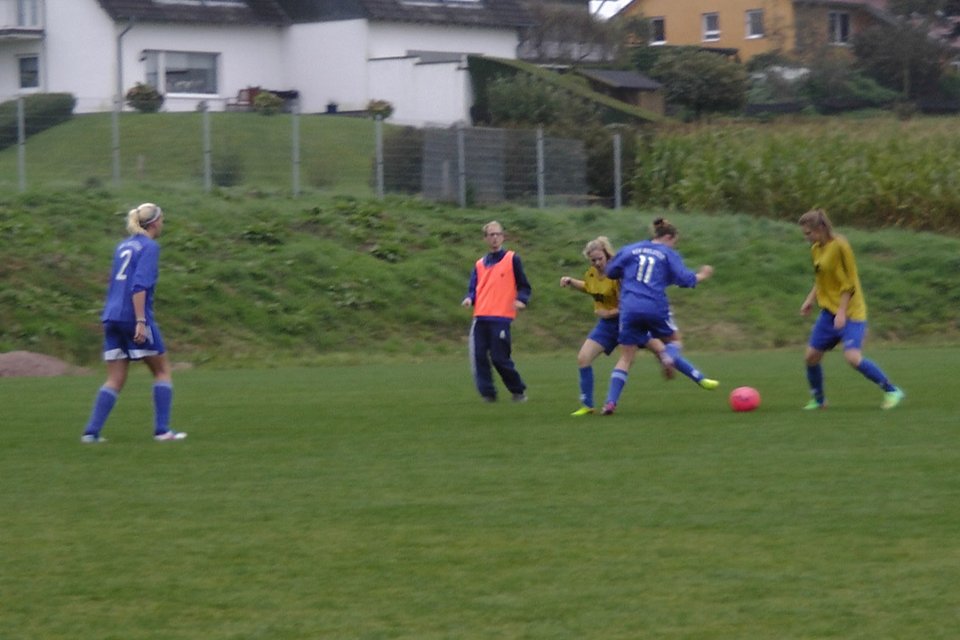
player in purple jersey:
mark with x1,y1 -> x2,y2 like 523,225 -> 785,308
600,218 -> 714,415
80,203 -> 186,443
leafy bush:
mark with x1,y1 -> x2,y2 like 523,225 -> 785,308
0,93 -> 76,151
254,91 -> 284,116
125,83 -> 164,113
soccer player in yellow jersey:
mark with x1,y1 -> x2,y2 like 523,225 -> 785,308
798,208 -> 904,410
560,237 -> 625,415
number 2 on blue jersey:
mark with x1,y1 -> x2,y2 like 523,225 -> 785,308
115,249 -> 133,281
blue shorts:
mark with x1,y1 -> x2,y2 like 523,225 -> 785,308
587,318 -> 619,355
102,319 -> 165,361
618,311 -> 676,347
808,309 -> 867,352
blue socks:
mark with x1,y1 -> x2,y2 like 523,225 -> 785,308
153,382 -> 174,434
665,343 -> 704,382
84,386 -> 119,436
82,382 -> 175,438
857,359 -> 896,392
578,366 -> 594,408
806,364 -> 825,403
606,368 -> 629,406
807,359 -> 895,403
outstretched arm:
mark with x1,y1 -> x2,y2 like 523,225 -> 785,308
560,276 -> 586,292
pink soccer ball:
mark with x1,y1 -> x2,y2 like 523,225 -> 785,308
729,386 -> 761,412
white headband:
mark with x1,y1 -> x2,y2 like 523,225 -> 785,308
141,206 -> 163,226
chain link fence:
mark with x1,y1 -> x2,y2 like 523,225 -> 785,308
0,97 -> 627,208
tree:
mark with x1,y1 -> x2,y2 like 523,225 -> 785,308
519,1 -> 625,64
649,48 -> 748,118
853,22 -> 948,99
799,48 -> 899,112
886,0 -> 960,16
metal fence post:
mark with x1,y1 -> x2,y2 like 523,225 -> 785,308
292,101 -> 301,197
17,96 -> 26,192
202,104 -> 212,192
457,122 -> 466,208
536,125 -> 545,209
374,116 -> 385,199
613,131 -> 622,211
111,98 -> 121,185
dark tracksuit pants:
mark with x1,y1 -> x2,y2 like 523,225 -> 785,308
469,317 -> 525,399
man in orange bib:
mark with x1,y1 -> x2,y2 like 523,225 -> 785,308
461,221 -> 532,402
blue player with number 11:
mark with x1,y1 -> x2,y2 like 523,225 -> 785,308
600,218 -> 715,415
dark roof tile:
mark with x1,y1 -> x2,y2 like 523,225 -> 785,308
577,68 -> 661,91
276,0 -> 533,28
96,0 -> 290,25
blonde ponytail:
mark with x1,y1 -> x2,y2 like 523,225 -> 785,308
126,203 -> 163,235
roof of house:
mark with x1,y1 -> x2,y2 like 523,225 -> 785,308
275,0 -> 534,28
576,68 -> 660,91
95,0 -> 291,25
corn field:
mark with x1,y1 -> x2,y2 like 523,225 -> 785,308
633,117 -> 960,231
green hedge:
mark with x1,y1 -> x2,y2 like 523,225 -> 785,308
0,93 -> 76,151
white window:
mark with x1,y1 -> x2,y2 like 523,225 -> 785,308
18,55 -> 39,89
17,0 -> 40,26
651,17 -> 666,44
746,9 -> 764,38
144,51 -> 219,95
703,13 -> 720,42
829,11 -> 850,44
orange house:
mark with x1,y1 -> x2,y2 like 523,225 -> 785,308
617,0 -> 897,62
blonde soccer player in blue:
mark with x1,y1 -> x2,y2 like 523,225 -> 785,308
798,208 -> 904,410
80,203 -> 186,443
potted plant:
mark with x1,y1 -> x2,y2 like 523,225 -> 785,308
125,82 -> 164,113
366,99 -> 394,119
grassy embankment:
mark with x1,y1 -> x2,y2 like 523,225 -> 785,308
1,112 -> 958,366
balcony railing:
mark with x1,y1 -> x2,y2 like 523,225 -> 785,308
0,0 -> 43,33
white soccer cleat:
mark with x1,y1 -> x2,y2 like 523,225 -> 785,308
154,430 -> 187,442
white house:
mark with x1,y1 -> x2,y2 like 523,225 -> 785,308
0,0 -> 533,126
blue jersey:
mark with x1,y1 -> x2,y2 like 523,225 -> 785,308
101,235 -> 160,323
605,240 -> 698,316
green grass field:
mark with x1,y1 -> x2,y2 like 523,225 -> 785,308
2,346 -> 958,639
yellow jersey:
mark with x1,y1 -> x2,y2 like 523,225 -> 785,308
811,235 -> 867,321
582,266 -> 620,314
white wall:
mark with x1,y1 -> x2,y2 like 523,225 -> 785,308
42,0 -> 117,111
283,19 -> 369,114
285,20 -> 517,125
367,56 -> 472,126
